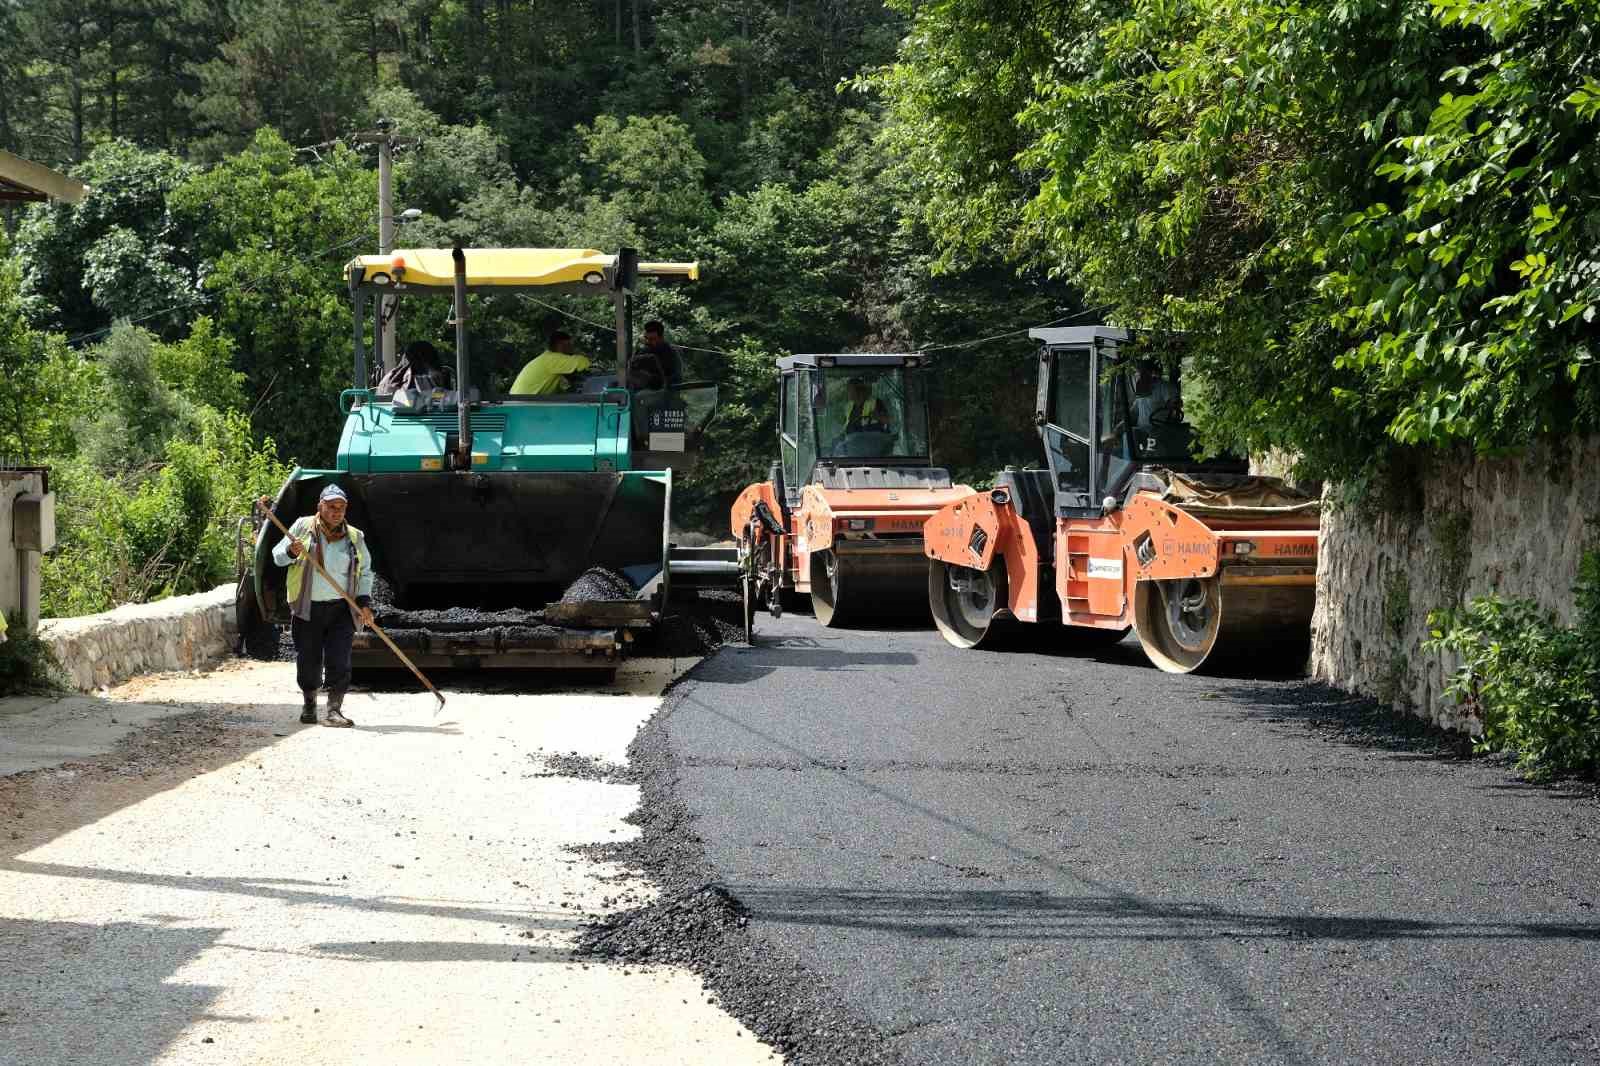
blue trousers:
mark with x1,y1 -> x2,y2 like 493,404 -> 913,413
292,600 -> 355,694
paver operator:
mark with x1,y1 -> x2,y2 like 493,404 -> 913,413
269,484 -> 374,727
627,320 -> 683,391
510,331 -> 591,395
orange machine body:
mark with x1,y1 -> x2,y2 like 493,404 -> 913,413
924,487 -> 1318,636
925,326 -> 1322,672
733,479 -> 969,599
730,351 -> 971,630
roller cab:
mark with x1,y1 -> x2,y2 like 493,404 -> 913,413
731,353 -> 970,639
926,327 -> 1320,674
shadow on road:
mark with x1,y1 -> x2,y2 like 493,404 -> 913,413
688,647 -> 919,684
1,858 -> 575,931
1218,679 -> 1477,760
728,885 -> 1600,944
0,916 -> 226,1065
1,700 -> 303,867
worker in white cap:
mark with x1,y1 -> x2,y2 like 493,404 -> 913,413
268,484 -> 374,727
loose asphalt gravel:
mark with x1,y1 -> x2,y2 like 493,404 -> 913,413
611,611 -> 1600,1066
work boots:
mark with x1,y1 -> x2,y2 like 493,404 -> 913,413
324,687 -> 354,728
300,691 -> 318,725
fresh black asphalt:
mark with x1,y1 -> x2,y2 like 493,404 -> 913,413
657,613 -> 1600,1065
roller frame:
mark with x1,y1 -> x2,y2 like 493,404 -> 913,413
924,486 -> 1318,673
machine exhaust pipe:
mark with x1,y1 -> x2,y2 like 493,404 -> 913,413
451,245 -> 472,468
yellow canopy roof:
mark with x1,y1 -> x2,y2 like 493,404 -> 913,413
347,248 -> 699,289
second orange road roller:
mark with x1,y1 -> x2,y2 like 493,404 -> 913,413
730,353 -> 972,640
923,327 -> 1320,673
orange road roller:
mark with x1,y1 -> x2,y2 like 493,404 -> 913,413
730,353 -> 972,640
924,327 -> 1320,673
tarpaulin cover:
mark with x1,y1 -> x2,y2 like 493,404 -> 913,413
1156,470 -> 1320,518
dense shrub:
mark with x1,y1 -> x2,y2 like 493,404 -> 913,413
0,630 -> 65,697
41,412 -> 291,618
1426,549 -> 1600,779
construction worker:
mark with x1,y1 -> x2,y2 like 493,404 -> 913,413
510,331 -> 591,395
268,484 -> 374,728
378,340 -> 452,394
0,606 -> 7,644
843,376 -> 891,434
627,320 -> 683,391
1131,361 -> 1179,429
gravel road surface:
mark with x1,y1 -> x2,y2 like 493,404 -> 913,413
0,658 -> 780,1065
662,615 -> 1600,1065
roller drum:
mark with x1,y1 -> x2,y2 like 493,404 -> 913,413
1134,574 -> 1314,674
928,559 -> 1009,648
811,547 -> 932,627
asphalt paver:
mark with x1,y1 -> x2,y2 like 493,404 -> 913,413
662,614 -> 1600,1065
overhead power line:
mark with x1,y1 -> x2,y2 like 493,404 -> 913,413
916,309 -> 1106,354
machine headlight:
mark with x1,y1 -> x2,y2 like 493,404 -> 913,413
1232,541 -> 1256,556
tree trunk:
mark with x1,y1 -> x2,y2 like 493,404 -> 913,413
105,9 -> 120,139
738,9 -> 749,111
69,20 -> 85,161
631,0 -> 641,54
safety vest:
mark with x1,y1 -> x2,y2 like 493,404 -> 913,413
845,396 -> 881,431
286,519 -> 366,619
0,606 -> 7,643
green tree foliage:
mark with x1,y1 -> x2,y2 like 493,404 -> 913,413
1328,0 -> 1600,451
78,322 -> 197,472
880,0 -> 1600,478
575,114 -> 712,249
42,411 -> 291,616
14,139 -> 197,337
169,129 -> 376,464
363,87 -> 514,221
187,0 -> 367,158
0,256 -> 95,463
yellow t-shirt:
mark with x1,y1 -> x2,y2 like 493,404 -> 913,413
510,351 -> 591,395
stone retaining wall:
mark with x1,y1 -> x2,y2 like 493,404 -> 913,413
1311,437 -> 1600,729
39,585 -> 239,692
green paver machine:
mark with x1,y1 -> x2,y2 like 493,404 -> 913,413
237,246 -> 736,670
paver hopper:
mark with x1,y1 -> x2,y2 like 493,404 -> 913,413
923,327 -> 1320,674
238,247 -> 735,670
730,353 -> 971,640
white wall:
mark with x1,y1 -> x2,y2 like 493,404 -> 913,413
1,469 -> 47,634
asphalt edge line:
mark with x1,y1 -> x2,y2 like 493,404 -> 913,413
574,643 -> 906,1066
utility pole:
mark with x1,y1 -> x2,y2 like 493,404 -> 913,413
355,121 -> 419,377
